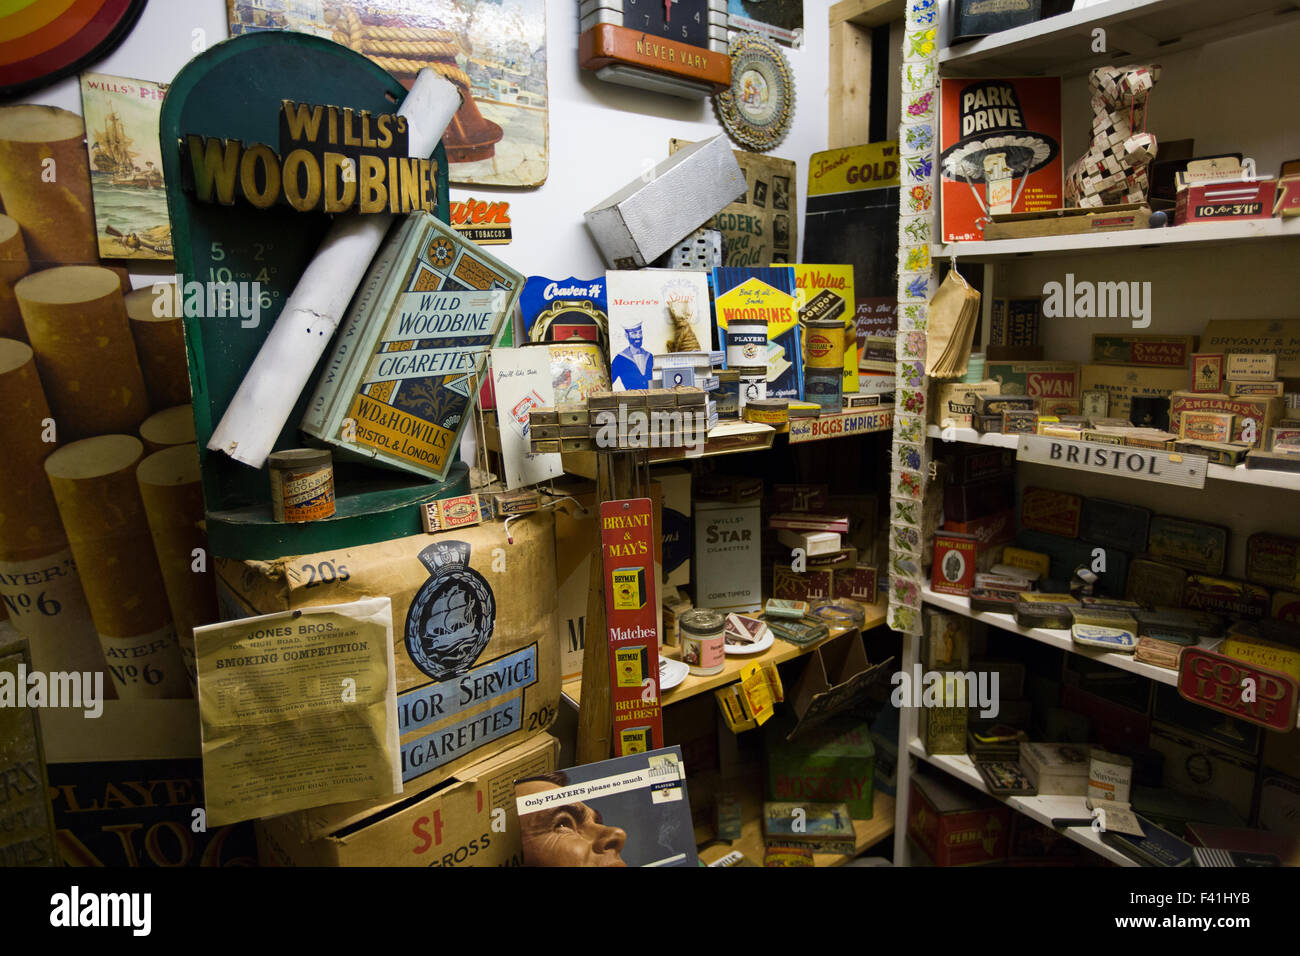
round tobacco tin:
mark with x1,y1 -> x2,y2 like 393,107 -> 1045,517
713,33 -> 795,152
743,398 -> 789,424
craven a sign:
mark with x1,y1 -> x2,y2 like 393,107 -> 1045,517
1016,435 -> 1208,488
1178,647 -> 1300,732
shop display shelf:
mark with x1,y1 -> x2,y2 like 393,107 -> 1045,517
699,783 -> 896,867
906,739 -> 1140,866
931,215 -> 1300,262
922,586 -> 1191,686
940,0 -> 1299,76
924,426 -> 1300,491
563,598 -> 888,709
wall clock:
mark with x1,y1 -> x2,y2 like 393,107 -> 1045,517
579,0 -> 732,99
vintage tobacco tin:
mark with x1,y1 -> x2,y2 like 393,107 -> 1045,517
1080,497 -> 1151,553
969,587 -> 1019,614
977,394 -> 1038,415
976,759 -> 1037,796
967,725 -> 1026,762
1015,593 -> 1079,629
1071,624 -> 1137,652
973,413 -> 1003,433
1125,557 -> 1188,608
1245,532 -> 1300,591
1072,608 -> 1138,633
1147,515 -> 1229,575
1178,647 -> 1299,731
1183,575 -> 1271,619
1134,608 -> 1221,642
1003,408 -> 1037,434
1134,636 -> 1185,669
1001,546 -> 1050,578
1020,486 -> 1083,538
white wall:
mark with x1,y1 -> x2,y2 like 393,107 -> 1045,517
24,0 -> 833,280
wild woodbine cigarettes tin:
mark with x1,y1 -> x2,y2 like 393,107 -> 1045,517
268,448 -> 335,523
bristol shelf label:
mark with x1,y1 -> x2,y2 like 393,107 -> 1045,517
1016,435 -> 1208,488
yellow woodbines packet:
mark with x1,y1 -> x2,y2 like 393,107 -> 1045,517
195,597 -> 400,826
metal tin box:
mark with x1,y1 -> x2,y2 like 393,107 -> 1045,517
1021,742 -> 1091,796
584,134 -> 747,269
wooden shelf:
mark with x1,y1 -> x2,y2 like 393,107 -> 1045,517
923,586 -> 1192,686
940,0 -> 1300,76
925,426 -> 1300,492
907,739 -> 1139,866
563,599 -> 888,708
933,216 -> 1300,262
699,783 -> 896,867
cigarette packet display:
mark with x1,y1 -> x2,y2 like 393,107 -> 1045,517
303,213 -> 523,482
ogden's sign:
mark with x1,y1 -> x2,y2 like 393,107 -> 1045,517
183,100 -> 439,214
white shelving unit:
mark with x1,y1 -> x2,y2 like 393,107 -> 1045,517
924,426 -> 1300,491
890,0 -> 1300,867
932,216 -> 1300,261
907,740 -> 1141,866
939,0 -> 1300,76
921,587 -> 1195,686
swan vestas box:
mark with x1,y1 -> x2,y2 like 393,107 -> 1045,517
303,213 -> 523,481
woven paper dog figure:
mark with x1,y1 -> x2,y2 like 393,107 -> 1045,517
1065,65 -> 1161,207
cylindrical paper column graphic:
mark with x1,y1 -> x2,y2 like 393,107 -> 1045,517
16,266 -> 151,439
44,434 -> 190,698
0,338 -> 107,679
0,216 -> 30,341
139,404 -> 196,452
125,287 -> 191,409
137,443 -> 215,684
0,106 -> 97,267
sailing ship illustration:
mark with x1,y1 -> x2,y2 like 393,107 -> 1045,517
90,110 -> 163,188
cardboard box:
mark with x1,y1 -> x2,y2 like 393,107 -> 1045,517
931,379 -> 1000,428
257,734 -> 558,866
765,717 -> 875,818
214,516 -> 560,836
1092,334 -> 1196,368
42,701 -> 258,866
654,467 -> 692,589
1175,178 -> 1276,225
553,488 -> 598,682
1201,319 -> 1300,379
694,497 -> 761,612
1079,364 -> 1188,419
1226,353 -> 1277,382
584,134 -> 746,269
1148,722 -> 1257,823
1167,391 -> 1282,447
1021,742 -> 1090,795
907,773 -> 1011,866
985,361 -> 1078,400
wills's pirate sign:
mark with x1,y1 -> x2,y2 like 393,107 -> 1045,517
1178,647 -> 1300,732
183,99 -> 440,214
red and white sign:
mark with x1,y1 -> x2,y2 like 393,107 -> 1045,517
1178,647 -> 1299,732
601,499 -> 664,755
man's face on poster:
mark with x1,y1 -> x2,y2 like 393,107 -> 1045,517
516,779 -> 628,867
626,324 -> 643,349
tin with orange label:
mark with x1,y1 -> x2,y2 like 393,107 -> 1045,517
804,318 -> 846,370
269,449 -> 335,522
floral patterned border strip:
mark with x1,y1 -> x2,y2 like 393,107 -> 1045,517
889,0 -> 941,637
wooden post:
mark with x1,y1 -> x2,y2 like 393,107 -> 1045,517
828,0 -> 905,148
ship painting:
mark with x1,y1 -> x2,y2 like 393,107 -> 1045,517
406,541 -> 497,681
79,71 -> 174,260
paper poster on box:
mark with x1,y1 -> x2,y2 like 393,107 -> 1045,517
515,746 -> 697,866
940,77 -> 1062,242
